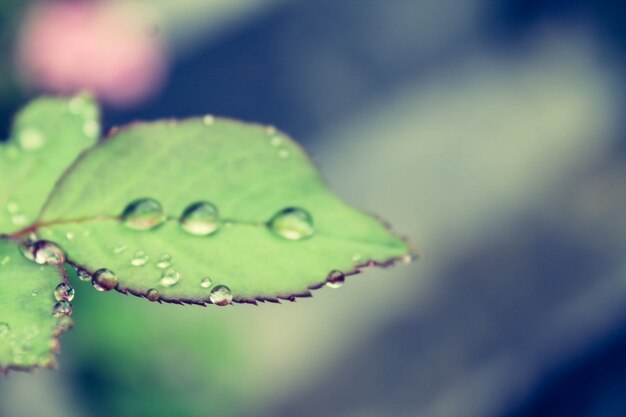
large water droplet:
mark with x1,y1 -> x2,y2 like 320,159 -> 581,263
92,269 -> 118,292
156,253 -> 172,269
18,127 -> 45,151
52,301 -> 73,318
121,198 -> 166,230
180,202 -> 220,236
268,207 -> 314,241
130,250 -> 149,266
326,270 -> 345,289
160,268 -> 180,287
33,241 -> 65,265
77,268 -> 92,282
146,288 -> 160,302
209,285 -> 233,306
0,322 -> 10,336
54,283 -> 75,302
200,277 -> 212,288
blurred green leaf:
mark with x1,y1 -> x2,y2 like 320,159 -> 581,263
0,94 -> 100,233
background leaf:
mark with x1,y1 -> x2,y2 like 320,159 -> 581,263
0,94 -> 100,234
0,238 -> 70,372
37,119 -> 412,304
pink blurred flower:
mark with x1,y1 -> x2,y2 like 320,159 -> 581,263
16,0 -> 167,107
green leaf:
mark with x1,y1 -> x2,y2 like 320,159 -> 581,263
0,94 -> 100,234
0,238 -> 71,373
36,118 -> 412,304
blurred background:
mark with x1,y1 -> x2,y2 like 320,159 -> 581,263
0,0 -> 625,416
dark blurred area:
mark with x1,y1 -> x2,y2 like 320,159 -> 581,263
1,1 -> 625,417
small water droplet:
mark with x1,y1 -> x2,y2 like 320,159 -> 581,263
278,149 -> 290,158
52,301 -> 73,318
121,198 -> 166,230
0,322 -> 10,336
113,241 -> 127,254
265,126 -> 276,135
11,213 -> 29,225
130,250 -> 149,267
268,207 -> 314,241
156,253 -> 172,269
68,94 -> 91,115
270,136 -> 282,146
402,253 -> 417,264
326,270 -> 345,289
180,201 -> 220,236
54,316 -> 74,335
77,268 -> 92,282
33,241 -> 65,265
352,253 -> 362,262
92,269 -> 118,292
31,289 -> 39,297
0,256 -> 10,266
6,201 -> 19,214
200,277 -> 212,288
54,283 -> 75,302
18,127 -> 45,151
82,120 -> 100,138
146,288 -> 160,302
209,285 -> 232,306
202,114 -> 215,125
160,268 -> 180,287
65,232 -> 75,241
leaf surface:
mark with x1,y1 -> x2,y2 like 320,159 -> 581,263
36,119 -> 412,304
0,238 -> 70,372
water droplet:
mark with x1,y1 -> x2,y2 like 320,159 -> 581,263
200,277 -> 212,288
160,268 -> 180,287
52,301 -> 73,318
265,126 -> 276,135
92,269 -> 118,292
11,213 -> 29,225
54,283 -> 75,302
54,316 -> 74,335
0,322 -> 10,336
146,288 -> 160,302
352,253 -> 363,262
156,253 -> 172,269
209,285 -> 232,306
77,268 -> 92,282
65,232 -> 75,241
402,253 -> 417,264
121,198 -> 166,230
31,289 -> 39,297
82,120 -> 100,138
326,270 -> 345,289
68,94 -> 92,115
180,202 -> 220,236
278,149 -> 290,158
33,241 -> 65,265
6,201 -> 19,214
0,256 -> 10,266
270,136 -> 282,146
18,127 -> 45,151
202,114 -> 215,125
113,241 -> 127,254
268,207 -> 314,241
130,250 -> 149,267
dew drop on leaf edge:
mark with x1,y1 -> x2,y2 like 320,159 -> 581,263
268,207 -> 315,241
33,241 -> 65,265
52,301 -> 73,318
180,201 -> 220,236
146,288 -> 160,302
121,198 -> 166,231
92,269 -> 118,292
326,270 -> 345,289
54,283 -> 75,302
209,285 -> 233,306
